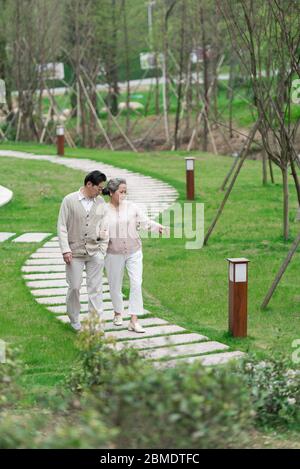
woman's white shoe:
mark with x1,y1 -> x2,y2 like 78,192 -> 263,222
128,321 -> 145,333
70,321 -> 82,332
113,315 -> 123,326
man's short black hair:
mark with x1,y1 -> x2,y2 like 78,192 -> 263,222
84,170 -> 107,186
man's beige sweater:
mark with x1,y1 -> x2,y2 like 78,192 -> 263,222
57,191 -> 109,257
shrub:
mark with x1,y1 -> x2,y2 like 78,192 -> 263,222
67,315 -> 252,448
38,409 -> 117,449
0,345 -> 22,409
86,360 -> 252,448
240,356 -> 300,427
67,312 -> 137,392
0,412 -> 38,448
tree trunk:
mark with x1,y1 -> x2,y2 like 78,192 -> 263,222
261,230 -> 300,309
289,152 -> 300,206
122,0 -> 131,133
200,6 -> 209,152
79,78 -> 87,146
269,156 -> 275,183
174,1 -> 186,150
204,118 -> 261,245
282,165 -> 289,241
262,149 -> 268,185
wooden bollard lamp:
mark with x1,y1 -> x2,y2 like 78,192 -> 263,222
56,124 -> 65,156
185,157 -> 195,200
227,257 -> 249,338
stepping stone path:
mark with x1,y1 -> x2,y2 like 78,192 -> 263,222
0,184 -> 13,207
13,232 -> 52,243
0,232 -> 16,242
0,150 -> 245,368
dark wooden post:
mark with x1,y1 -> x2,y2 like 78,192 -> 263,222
56,124 -> 65,156
185,157 -> 195,200
227,258 -> 249,337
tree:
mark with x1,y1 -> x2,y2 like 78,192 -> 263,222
218,0 -> 300,240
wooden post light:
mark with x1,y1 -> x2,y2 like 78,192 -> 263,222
227,258 -> 249,338
185,157 -> 195,200
56,124 -> 65,156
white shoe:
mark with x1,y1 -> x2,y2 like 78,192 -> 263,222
128,321 -> 145,333
70,321 -> 81,331
113,315 -> 123,326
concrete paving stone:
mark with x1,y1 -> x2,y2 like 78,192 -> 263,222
23,273 -> 108,284
30,286 -> 70,296
130,196 -> 176,200
142,341 -> 228,361
153,351 -> 245,369
36,295 -> 70,305
0,232 -> 16,242
48,304 -> 149,315
22,265 -> 66,273
26,279 -> 70,288
42,242 -> 60,248
128,187 -> 174,191
133,201 -> 173,207
142,206 -> 164,210
104,324 -> 186,341
23,272 -> 68,280
36,293 -> 119,305
48,305 -> 80,313
51,237 -> 59,241
150,200 -> 174,204
31,287 -> 112,299
102,311 -> 133,321
13,233 -> 52,243
31,252 -> 64,258
34,248 -> 61,253
134,181 -> 175,185
56,312 -> 131,323
130,189 -> 177,193
105,317 -> 169,331
48,301 -> 127,313
127,194 -> 177,197
57,315 -> 167,328
192,351 -> 245,366
37,244 -> 60,249
26,258 -> 64,265
0,185 -> 13,207
140,180 -> 174,184
139,193 -> 177,197
26,279 -> 110,290
137,195 -> 178,198
114,333 -> 208,351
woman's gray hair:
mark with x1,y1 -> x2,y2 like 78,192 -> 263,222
103,178 -> 126,196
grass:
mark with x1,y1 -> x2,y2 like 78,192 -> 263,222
1,142 -> 300,401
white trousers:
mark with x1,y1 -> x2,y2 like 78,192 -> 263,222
105,249 -> 144,316
65,253 -> 104,324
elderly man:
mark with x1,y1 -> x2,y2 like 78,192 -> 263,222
57,170 -> 109,331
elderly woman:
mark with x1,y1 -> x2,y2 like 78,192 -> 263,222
102,178 -> 167,333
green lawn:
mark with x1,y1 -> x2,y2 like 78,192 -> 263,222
0,142 -> 300,400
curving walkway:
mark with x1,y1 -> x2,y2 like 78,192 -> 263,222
0,150 -> 244,368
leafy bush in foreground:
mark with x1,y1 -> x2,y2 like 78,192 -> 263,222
0,317 -> 299,448
241,356 -> 300,427
66,317 -> 252,448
